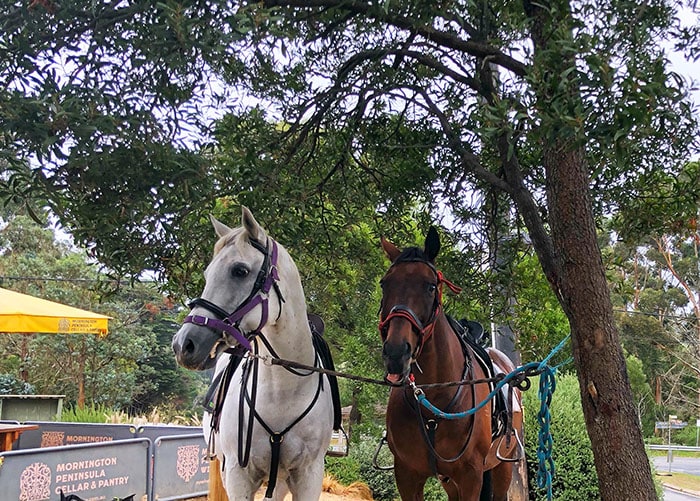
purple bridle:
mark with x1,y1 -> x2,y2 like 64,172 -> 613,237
183,238 -> 283,352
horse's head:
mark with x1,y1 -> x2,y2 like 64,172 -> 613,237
379,227 -> 443,384
172,206 -> 282,370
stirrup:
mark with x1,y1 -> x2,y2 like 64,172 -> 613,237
372,430 -> 394,471
495,431 -> 525,462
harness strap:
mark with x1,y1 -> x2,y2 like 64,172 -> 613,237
231,335 -> 325,497
265,434 -> 284,499
405,346 -> 474,472
238,350 -> 258,467
184,239 -> 285,353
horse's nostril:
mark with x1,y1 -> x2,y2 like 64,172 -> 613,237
184,338 -> 196,355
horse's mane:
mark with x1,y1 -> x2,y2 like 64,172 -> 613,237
394,247 -> 430,264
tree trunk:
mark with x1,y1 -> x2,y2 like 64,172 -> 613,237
544,146 -> 656,500
523,0 -> 657,498
78,351 -> 86,409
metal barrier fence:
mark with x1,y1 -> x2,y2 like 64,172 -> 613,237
152,434 -> 209,500
0,421 -> 208,501
0,438 -> 151,501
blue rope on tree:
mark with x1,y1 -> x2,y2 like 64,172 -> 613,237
412,335 -> 571,501
533,335 -> 570,501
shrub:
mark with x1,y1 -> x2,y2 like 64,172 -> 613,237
524,372 -> 599,501
325,431 -> 451,500
61,402 -> 113,423
326,433 -> 398,501
0,373 -> 35,395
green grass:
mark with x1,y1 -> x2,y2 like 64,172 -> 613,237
657,471 -> 700,494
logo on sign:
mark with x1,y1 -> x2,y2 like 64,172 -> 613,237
176,445 -> 200,482
41,431 -> 65,447
20,462 -> 51,501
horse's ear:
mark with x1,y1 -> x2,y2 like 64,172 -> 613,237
241,206 -> 265,242
381,237 -> 401,262
424,226 -> 441,262
210,215 -> 232,239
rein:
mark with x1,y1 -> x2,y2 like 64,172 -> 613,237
184,238 -> 284,351
238,335 -> 325,498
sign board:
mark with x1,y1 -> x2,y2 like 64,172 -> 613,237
136,424 -> 202,444
655,421 -> 688,429
152,433 -> 209,500
0,438 -> 149,501
17,421 -> 136,450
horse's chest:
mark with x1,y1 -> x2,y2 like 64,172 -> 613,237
386,390 -> 478,461
216,377 -> 332,460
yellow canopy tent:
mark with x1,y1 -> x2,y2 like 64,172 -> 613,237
0,287 -> 110,336
0,287 -> 111,407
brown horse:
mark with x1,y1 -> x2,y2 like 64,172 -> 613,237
379,227 -> 523,501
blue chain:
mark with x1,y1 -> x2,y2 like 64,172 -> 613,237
412,335 -> 570,501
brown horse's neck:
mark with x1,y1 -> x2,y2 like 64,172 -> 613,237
413,314 -> 467,386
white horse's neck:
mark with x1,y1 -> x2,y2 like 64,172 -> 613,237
255,246 -> 316,369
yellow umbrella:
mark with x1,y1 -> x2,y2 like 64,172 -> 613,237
0,287 -> 110,336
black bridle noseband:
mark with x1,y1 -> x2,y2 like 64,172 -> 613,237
183,237 -> 285,351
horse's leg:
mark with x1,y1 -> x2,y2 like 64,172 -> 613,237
394,462 -> 427,501
287,457 -> 325,500
221,462 -> 260,501
490,461 -> 514,501
440,477 -> 459,501
449,466 -> 484,501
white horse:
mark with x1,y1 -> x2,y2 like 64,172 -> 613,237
172,207 -> 336,501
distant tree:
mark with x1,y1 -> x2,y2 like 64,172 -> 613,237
0,214 -> 201,412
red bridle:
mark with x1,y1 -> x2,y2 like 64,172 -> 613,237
378,268 -> 462,357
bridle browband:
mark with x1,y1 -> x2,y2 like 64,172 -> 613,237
183,237 -> 285,352
378,257 -> 462,358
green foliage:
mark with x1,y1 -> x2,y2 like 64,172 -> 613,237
0,373 -> 34,395
672,423 -> 700,447
624,352 -> 655,435
508,251 -> 571,364
326,434 -> 398,501
61,403 -> 113,423
524,373 -> 599,501
325,429 -> 449,500
0,215 -> 203,414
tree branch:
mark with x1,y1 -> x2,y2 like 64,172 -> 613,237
263,0 -> 529,77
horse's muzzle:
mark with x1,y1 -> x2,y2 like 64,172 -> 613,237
172,324 -> 221,370
382,340 -> 412,384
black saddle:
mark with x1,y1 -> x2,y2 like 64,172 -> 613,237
447,317 -> 508,439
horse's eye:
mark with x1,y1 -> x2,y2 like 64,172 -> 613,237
231,264 -> 249,278
427,283 -> 437,294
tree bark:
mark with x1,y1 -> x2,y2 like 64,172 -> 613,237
544,146 -> 656,500
524,1 -> 657,498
